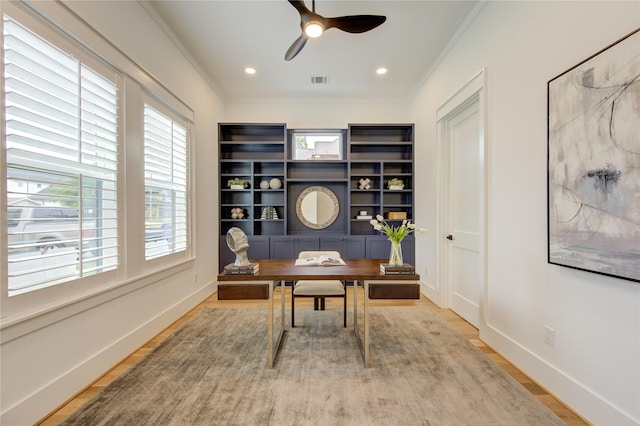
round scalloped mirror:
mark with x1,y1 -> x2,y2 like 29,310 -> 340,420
296,186 -> 339,229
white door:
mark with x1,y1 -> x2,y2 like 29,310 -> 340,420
445,96 -> 482,328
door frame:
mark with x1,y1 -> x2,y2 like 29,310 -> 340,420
435,68 -> 488,326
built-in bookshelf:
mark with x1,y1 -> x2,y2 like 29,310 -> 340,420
218,123 -> 414,270
219,123 -> 286,237
348,124 -> 414,236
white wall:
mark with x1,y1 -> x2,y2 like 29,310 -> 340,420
0,1 -> 223,424
410,2 -> 639,424
223,98 -> 410,128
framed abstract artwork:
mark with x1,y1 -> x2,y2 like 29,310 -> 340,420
547,28 -> 640,283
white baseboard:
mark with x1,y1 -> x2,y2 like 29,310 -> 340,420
420,281 -> 443,307
481,322 -> 638,425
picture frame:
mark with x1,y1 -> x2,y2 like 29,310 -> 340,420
547,28 -> 640,283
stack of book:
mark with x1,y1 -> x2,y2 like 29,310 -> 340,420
380,263 -> 415,275
224,263 -> 259,275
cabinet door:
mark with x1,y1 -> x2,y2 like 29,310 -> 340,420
320,236 -> 366,259
365,235 -> 415,265
296,236 -> 320,254
268,237 -> 295,259
269,236 -> 319,259
219,235 -> 270,271
319,236 -> 343,252
342,236 -> 366,258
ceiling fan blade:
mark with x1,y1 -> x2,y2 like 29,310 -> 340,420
288,0 -> 310,15
326,15 -> 386,33
285,33 -> 309,61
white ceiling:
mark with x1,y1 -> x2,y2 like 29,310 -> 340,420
142,0 -> 480,102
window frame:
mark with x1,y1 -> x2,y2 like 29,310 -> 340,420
142,93 -> 192,263
3,12 -> 122,296
1,0 -> 195,328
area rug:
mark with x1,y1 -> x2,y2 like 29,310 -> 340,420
62,306 -> 564,425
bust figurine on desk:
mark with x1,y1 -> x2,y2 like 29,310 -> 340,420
226,227 -> 251,266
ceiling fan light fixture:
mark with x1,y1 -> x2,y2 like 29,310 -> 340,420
304,21 -> 324,38
285,0 -> 386,61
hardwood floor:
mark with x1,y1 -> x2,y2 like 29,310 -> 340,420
39,288 -> 589,425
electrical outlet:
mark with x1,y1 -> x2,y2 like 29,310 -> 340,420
544,326 -> 555,347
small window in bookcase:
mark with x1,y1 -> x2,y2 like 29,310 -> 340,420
292,131 -> 343,160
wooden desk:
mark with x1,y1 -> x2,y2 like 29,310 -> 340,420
217,259 -> 420,367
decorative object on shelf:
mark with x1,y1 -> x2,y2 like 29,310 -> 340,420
388,178 -> 404,190
226,227 -> 251,266
386,211 -> 407,220
230,207 -> 245,219
259,180 -> 270,189
370,215 -> 425,266
296,185 -> 339,229
547,28 -> 640,283
227,177 -> 249,189
359,177 -> 371,189
356,210 -> 372,220
261,206 -> 279,220
269,177 -> 282,189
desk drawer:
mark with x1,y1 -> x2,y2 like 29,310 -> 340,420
368,283 -> 420,299
218,284 -> 269,300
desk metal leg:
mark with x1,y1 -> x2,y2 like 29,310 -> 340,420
353,279 -> 371,367
356,279 -> 420,368
364,280 -> 370,366
280,279 -> 285,350
268,280 -> 286,368
353,279 -> 359,331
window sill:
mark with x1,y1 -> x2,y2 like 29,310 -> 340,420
0,258 -> 195,344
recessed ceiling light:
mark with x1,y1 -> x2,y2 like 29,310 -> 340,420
376,67 -> 387,75
245,67 -> 256,75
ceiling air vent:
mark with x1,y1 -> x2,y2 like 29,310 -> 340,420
310,76 -> 328,85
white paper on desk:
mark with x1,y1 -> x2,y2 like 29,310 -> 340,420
294,256 -> 346,266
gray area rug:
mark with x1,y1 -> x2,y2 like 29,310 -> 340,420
62,306 -> 564,425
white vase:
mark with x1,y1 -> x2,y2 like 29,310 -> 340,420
269,178 -> 282,189
230,184 -> 245,190
260,180 -> 270,189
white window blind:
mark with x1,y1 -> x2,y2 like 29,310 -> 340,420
143,104 -> 188,260
3,15 -> 119,295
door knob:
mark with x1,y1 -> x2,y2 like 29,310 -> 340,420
446,235 -> 454,240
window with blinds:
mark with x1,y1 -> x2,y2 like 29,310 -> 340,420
3,15 -> 119,295
143,104 -> 188,260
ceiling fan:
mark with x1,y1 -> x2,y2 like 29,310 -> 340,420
285,0 -> 386,61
